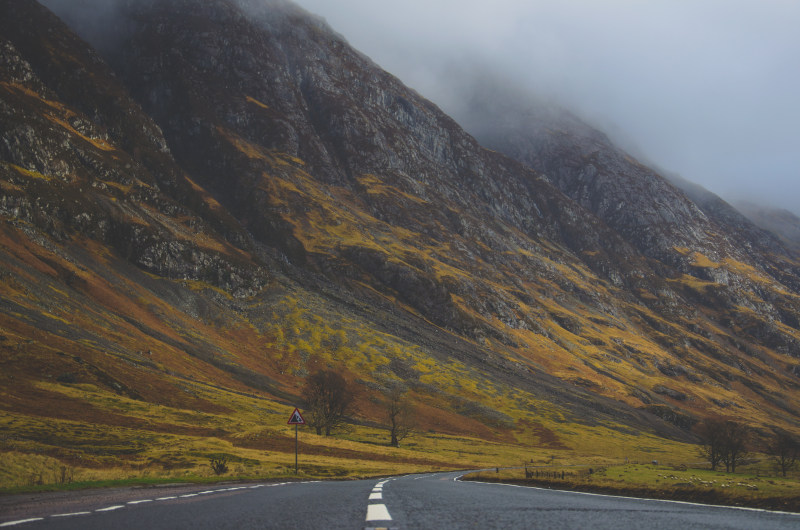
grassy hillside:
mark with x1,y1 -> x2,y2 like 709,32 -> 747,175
0,217 -> 699,490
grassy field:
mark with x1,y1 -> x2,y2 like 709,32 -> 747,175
464,462 -> 800,512
0,377 -> 696,495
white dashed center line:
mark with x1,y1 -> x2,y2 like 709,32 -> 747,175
365,503 -> 392,522
365,480 -> 392,523
0,481 -> 312,527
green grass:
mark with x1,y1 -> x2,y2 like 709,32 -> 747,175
0,471 -> 325,495
465,463 -> 800,512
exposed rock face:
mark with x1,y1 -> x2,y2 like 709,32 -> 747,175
99,0 -> 660,335
452,76 -> 800,363
0,0 -> 267,297
2,0 -> 800,441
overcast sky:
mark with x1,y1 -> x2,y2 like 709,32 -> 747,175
295,0 -> 800,214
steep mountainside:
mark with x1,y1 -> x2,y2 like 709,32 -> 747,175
735,201 -> 800,254
453,76 -> 800,352
1,0 -> 800,480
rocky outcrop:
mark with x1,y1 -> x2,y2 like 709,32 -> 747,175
0,0 -> 267,297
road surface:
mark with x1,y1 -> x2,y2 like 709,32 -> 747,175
2,472 -> 798,529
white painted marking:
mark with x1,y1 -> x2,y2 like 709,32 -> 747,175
0,481 -> 301,528
96,505 -> 125,512
369,491 -> 383,500
0,518 -> 45,527
365,504 -> 392,522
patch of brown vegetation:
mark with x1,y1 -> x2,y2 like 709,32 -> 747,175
1,381 -> 227,438
229,431 -> 448,468
515,419 -> 569,450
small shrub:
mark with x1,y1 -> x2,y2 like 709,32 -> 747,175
56,465 -> 73,484
209,456 -> 228,475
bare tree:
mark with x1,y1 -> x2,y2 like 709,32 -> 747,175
696,418 -> 749,472
720,420 -> 749,473
303,370 -> 355,436
385,384 -> 414,447
767,429 -> 799,477
696,417 -> 726,471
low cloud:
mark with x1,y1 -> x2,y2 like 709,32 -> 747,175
39,0 -> 800,213
296,0 -> 800,214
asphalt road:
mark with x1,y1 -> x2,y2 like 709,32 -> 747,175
2,472 -> 799,529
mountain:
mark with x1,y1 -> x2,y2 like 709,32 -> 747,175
735,201 -> 800,253
1,0 -> 799,482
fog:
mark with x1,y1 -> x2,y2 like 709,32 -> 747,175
295,0 -> 800,215
38,0 -> 800,214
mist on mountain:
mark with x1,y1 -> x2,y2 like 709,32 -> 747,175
40,0 -> 800,218
294,0 -> 800,216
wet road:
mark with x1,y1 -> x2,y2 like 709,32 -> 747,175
2,472 -> 799,529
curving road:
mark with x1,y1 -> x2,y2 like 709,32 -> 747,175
2,472 -> 799,529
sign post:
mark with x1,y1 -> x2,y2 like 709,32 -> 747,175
287,408 -> 305,474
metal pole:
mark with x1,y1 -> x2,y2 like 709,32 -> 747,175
294,423 -> 298,474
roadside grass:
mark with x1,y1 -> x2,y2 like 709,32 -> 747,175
0,373 -> 706,496
0,398 -> 698,495
464,463 -> 800,512
0,415 -> 701,495
1,337 -> 705,497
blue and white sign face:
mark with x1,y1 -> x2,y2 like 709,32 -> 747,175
287,408 -> 305,425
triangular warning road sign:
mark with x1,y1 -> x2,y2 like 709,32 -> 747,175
287,408 -> 305,425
